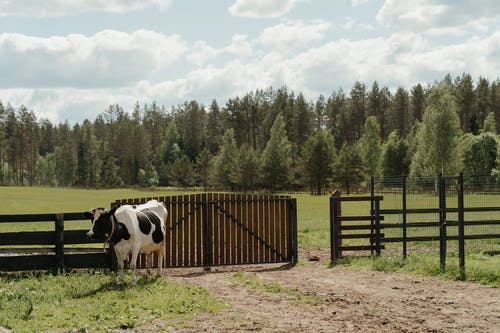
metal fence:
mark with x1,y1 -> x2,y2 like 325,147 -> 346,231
331,174 -> 500,278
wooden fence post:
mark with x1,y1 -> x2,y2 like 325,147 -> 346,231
202,194 -> 212,269
55,213 -> 64,270
330,189 -> 341,261
289,198 -> 298,264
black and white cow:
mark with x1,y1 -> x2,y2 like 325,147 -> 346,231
85,200 -> 167,285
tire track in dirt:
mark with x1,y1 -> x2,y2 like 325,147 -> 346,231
123,248 -> 500,332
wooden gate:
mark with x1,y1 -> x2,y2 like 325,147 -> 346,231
330,193 -> 384,261
112,193 -> 298,268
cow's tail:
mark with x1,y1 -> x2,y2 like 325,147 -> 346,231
160,202 -> 168,268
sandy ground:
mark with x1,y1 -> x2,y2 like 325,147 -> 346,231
127,248 -> 500,333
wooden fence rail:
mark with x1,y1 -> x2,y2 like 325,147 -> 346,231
0,213 -> 112,271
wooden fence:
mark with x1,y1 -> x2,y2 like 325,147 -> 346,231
0,213 -> 112,271
112,193 -> 298,268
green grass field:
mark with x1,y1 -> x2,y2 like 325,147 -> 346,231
0,186 -> 499,285
0,186 -> 498,330
0,271 -> 224,332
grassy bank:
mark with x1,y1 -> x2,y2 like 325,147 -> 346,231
334,251 -> 500,287
0,271 -> 224,332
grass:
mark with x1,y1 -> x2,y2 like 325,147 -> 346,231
0,270 -> 224,332
0,186 -> 200,233
231,271 -> 283,293
334,250 -> 500,287
0,186 -> 498,286
230,271 -> 325,304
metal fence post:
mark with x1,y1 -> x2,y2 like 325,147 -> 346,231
370,176 -> 375,255
374,199 -> 381,256
458,173 -> 465,280
402,175 -> 407,259
439,173 -> 447,272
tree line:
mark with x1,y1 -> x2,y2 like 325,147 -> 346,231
1,73 -> 499,193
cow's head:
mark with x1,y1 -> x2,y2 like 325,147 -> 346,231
85,206 -> 117,240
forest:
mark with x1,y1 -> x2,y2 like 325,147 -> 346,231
0,73 -> 499,194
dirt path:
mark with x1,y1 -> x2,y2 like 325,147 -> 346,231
141,248 -> 500,332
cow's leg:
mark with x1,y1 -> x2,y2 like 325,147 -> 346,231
117,260 -> 125,285
157,244 -> 165,276
130,247 -> 140,286
147,253 -> 154,275
144,253 -> 150,275
114,249 -> 125,285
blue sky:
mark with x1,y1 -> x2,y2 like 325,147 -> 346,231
1,0 -> 500,123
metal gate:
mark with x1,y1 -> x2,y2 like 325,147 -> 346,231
112,193 -> 298,268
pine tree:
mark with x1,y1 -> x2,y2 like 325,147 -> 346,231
99,143 -> 122,187
359,116 -> 382,178
54,122 -> 76,186
168,155 -> 195,187
294,93 -> 313,156
298,130 -> 335,195
261,114 -> 293,190
349,81 -> 366,141
454,73 -> 476,133
230,144 -> 260,192
410,83 -> 425,123
206,99 -> 223,154
382,130 -> 409,179
313,94 -> 326,132
212,129 -> 238,189
195,147 -> 212,190
483,112 -> 497,134
332,143 -> 364,194
390,87 -> 410,137
475,77 -> 490,131
76,120 -> 101,186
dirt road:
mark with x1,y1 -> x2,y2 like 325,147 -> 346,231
140,248 -> 500,332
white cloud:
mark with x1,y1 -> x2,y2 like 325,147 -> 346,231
228,0 -> 307,18
186,41 -> 218,66
340,17 -> 374,32
280,31 -> 500,96
0,30 -> 188,88
377,0 -> 500,35
0,0 -> 172,17
5,30 -> 500,123
186,34 -> 252,66
258,19 -> 331,51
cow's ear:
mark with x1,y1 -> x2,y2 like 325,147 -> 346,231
83,211 -> 94,220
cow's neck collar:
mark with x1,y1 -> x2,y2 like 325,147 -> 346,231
104,214 -> 116,244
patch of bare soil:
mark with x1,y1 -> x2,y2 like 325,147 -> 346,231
131,248 -> 500,333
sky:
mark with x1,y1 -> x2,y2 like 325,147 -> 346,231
1,0 -> 500,123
